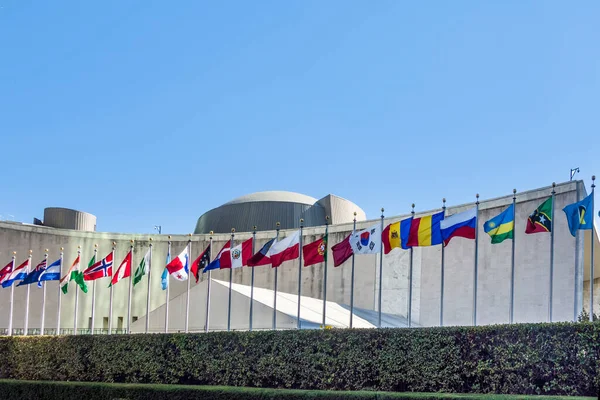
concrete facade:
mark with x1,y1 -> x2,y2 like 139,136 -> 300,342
0,181 -> 598,334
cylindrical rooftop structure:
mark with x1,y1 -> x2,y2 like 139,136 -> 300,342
194,191 -> 366,234
43,207 -> 97,231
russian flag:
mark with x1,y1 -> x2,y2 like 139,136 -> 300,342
203,242 -> 230,272
440,207 -> 477,246
165,246 -> 189,281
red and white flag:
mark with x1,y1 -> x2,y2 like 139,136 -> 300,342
166,246 -> 189,281
267,231 -> 300,267
111,250 -> 132,286
225,238 -> 253,269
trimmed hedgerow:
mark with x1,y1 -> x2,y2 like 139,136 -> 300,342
0,380 -> 595,400
0,323 -> 598,396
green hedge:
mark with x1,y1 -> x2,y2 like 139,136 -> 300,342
0,323 -> 598,396
0,380 -> 594,400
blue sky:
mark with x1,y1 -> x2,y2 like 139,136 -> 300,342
1,1 -> 598,234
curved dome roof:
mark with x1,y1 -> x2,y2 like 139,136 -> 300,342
224,191 -> 318,206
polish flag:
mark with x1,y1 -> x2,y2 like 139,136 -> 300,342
267,231 -> 300,267
166,246 -> 189,281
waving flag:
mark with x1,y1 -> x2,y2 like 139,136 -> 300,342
484,204 -> 515,244
39,259 -> 61,286
227,238 -> 253,269
268,231 -> 300,267
165,246 -> 189,281
83,252 -> 113,281
407,211 -> 444,247
0,261 -> 13,284
332,235 -> 353,267
133,249 -> 151,286
349,224 -> 382,255
563,193 -> 593,237
440,208 -> 477,246
190,245 -> 211,282
110,250 -> 132,286
526,197 -> 553,234
18,259 -> 47,287
247,238 -> 275,266
2,258 -> 29,288
303,235 -> 327,267
161,247 -> 171,290
60,254 -> 87,294
382,218 -> 412,254
203,242 -> 231,272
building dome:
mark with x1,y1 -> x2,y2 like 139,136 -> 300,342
194,191 -> 365,234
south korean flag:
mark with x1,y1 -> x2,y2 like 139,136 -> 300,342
349,223 -> 382,255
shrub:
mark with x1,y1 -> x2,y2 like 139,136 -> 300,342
0,380 -> 594,400
0,323 -> 598,396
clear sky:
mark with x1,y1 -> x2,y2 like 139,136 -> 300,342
1,1 -> 598,234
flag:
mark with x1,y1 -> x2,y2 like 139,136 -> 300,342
484,204 -> 514,244
165,246 -> 189,281
407,211 -> 444,247
382,218 -> 412,254
190,245 -> 210,283
204,242 -> 231,272
60,255 -> 87,294
110,250 -> 132,287
526,197 -> 552,234
0,261 -> 13,284
83,252 -> 113,281
133,249 -> 151,286
440,207 -> 477,246
332,235 -> 353,267
2,259 -> 29,288
17,259 -> 46,287
227,238 -> 253,269
303,235 -> 327,267
247,238 -> 275,266
349,224 -> 382,254
38,259 -> 61,286
268,231 -> 300,267
563,193 -> 593,237
161,248 -> 171,290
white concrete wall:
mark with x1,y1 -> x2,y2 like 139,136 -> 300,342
0,180 -> 595,333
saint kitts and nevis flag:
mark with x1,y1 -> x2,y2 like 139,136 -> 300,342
526,197 -> 553,234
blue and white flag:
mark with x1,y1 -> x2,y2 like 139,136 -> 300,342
161,248 -> 171,291
18,259 -> 46,287
38,259 -> 61,287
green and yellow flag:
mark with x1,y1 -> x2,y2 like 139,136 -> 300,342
484,204 -> 515,244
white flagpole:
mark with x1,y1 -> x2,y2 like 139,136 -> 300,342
91,244 -> 98,334
205,232 -> 213,333
408,204 -> 415,328
145,239 -> 152,334
185,234 -> 192,333
350,212 -> 357,328
127,240 -> 134,334
574,184 -> 581,322
8,252 -> 16,336
24,250 -> 32,336
227,229 -> 235,332
473,194 -> 480,326
165,236 -> 171,334
549,183 -> 556,322
322,217 -> 329,327
510,189 -> 517,324
590,176 -> 596,322
440,199 -> 446,327
57,248 -> 63,335
108,242 -> 115,334
297,219 -> 304,329
40,249 -> 49,335
250,226 -> 256,331
273,222 -> 280,330
74,246 -> 81,335
378,208 -> 384,328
